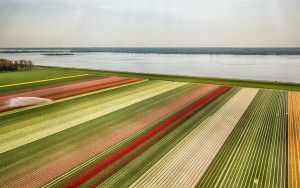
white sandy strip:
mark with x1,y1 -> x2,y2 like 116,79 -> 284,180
0,81 -> 186,154
130,88 -> 259,188
0,74 -> 90,88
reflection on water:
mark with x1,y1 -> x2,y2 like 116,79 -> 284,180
1,53 -> 299,83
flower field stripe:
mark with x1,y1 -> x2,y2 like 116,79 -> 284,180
79,86 -> 221,187
0,80 -> 165,132
0,78 -> 141,112
130,88 -> 258,188
45,78 -> 140,100
0,80 -> 162,133
83,111 -> 188,187
0,74 -> 90,88
0,79 -> 149,117
61,88 -> 230,188
99,88 -> 239,188
61,86 -> 231,188
0,84 -> 217,188
196,90 -> 287,187
0,83 -> 202,188
0,81 -> 186,154
0,76 -> 133,103
288,92 -> 300,188
41,85 -> 217,188
0,81 -> 183,152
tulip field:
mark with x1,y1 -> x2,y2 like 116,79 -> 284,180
0,67 -> 299,188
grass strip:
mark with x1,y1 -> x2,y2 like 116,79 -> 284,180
0,74 -> 90,88
39,66 -> 300,91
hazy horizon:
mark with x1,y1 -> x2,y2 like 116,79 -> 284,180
0,0 -> 299,48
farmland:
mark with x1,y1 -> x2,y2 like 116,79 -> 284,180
0,66 -> 299,188
288,92 -> 300,188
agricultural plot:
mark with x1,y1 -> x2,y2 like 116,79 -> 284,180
0,67 -> 298,188
49,86 -> 231,188
197,90 -> 287,188
0,81 -> 185,154
0,68 -> 98,95
288,92 -> 300,188
0,76 -> 140,112
98,88 -> 239,188
1,85 -> 214,187
130,88 -> 258,188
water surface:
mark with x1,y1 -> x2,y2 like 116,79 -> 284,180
1,53 -> 299,83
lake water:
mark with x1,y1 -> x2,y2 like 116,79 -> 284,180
1,53 -> 300,83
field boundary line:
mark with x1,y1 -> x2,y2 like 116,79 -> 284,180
0,74 -> 90,88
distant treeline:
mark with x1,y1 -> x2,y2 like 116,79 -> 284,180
0,59 -> 33,72
1,47 -> 300,55
41,53 -> 74,56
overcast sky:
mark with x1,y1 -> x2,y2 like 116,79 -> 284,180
0,0 -> 299,47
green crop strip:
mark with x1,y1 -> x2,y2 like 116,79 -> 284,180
96,88 -> 239,188
197,90 -> 287,187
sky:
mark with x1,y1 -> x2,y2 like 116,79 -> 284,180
0,0 -> 299,47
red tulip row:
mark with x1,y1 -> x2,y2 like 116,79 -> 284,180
63,86 -> 231,188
